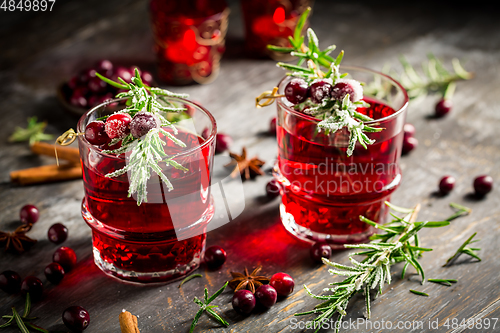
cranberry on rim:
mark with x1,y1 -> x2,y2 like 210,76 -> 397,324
85,121 -> 111,145
105,113 -> 132,139
331,79 -> 363,102
130,111 -> 160,138
309,79 -> 333,104
284,78 -> 309,104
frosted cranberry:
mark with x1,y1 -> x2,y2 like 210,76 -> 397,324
105,113 -> 132,139
232,290 -> 256,314
309,79 -> 333,104
0,270 -> 22,294
141,71 -> 154,86
402,136 -> 418,155
85,121 -> 111,145
403,123 -> 416,138
44,263 -> 65,285
439,176 -> 455,195
63,306 -> 90,332
130,112 -> 160,138
266,179 -> 280,198
255,285 -> 277,308
269,117 -> 277,135
215,133 -> 232,154
270,272 -> 294,296
310,242 -> 332,263
474,175 -> 493,196
112,66 -> 133,83
331,79 -> 363,102
435,99 -> 452,117
284,78 -> 309,104
204,245 -> 226,268
53,246 -> 77,272
21,276 -> 43,301
88,77 -> 107,93
48,223 -> 68,244
20,204 -> 39,225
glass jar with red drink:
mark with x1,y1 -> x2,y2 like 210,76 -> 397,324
149,0 -> 229,85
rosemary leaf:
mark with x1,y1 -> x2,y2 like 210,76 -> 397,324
410,289 -> 429,297
179,274 -> 202,288
189,282 -> 230,333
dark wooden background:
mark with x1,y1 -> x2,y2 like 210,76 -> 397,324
1,1 -> 499,332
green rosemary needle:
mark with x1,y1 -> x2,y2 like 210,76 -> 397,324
8,117 -> 53,145
428,278 -> 458,286
443,232 -> 481,267
179,274 -> 203,288
410,289 -> 429,297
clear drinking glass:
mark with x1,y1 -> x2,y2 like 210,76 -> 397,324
77,98 -> 216,283
274,66 -> 409,247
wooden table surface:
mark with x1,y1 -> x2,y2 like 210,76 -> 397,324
1,1 -> 499,332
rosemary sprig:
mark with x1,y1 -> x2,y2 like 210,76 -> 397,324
8,117 -> 53,145
0,294 -> 48,333
294,201 -> 471,333
443,232 -> 481,267
446,202 -> 472,221
266,8 -> 382,156
95,69 -> 190,205
428,278 -> 457,286
179,274 -> 203,288
189,282 -> 229,333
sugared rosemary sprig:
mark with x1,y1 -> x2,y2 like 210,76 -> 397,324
266,8 -> 382,156
189,282 -> 229,333
443,232 -> 481,266
8,117 -> 53,145
95,69 -> 189,205
0,294 -> 48,333
294,201 -> 471,333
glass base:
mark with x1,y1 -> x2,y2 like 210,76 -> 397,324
280,204 -> 376,249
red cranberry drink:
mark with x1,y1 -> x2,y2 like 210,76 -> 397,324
76,72 -> 216,283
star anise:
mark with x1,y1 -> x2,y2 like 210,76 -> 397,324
228,266 -> 270,293
0,223 -> 37,254
225,147 -> 265,180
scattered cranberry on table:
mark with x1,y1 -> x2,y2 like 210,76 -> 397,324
63,306 -> 90,332
232,289 -> 256,314
310,242 -> 332,263
284,78 -> 309,104
215,133 -> 232,154
204,245 -> 227,269
438,176 -> 456,195
403,123 -> 416,138
21,276 -> 44,301
130,111 -> 160,138
266,179 -> 281,198
0,270 -> 22,294
255,285 -> 277,308
105,113 -> 132,140
435,98 -> 453,117
20,204 -> 39,225
84,121 -> 111,145
47,223 -> 69,244
402,136 -> 418,155
269,272 -> 294,296
269,117 -> 277,135
44,262 -> 65,285
53,246 -> 77,272
473,175 -> 493,196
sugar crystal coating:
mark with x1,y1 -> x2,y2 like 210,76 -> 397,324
331,79 -> 363,102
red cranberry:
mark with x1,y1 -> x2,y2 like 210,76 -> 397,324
473,175 -> 493,196
403,123 -> 416,138
79,68 -> 96,83
284,78 -> 309,104
53,246 -> 77,272
88,77 -> 107,93
266,179 -> 280,198
21,276 -> 43,301
105,113 -> 132,139
204,246 -> 227,268
48,223 -> 69,244
310,242 -> 332,263
402,136 -> 418,155
130,112 -> 160,138
309,79 -> 333,104
255,285 -> 277,308
0,270 -> 22,294
85,121 -> 111,145
141,71 -> 154,86
44,262 -> 65,285
20,204 -> 39,225
269,117 -> 277,135
68,76 -> 80,90
331,79 -> 363,102
112,66 -> 133,83
269,272 -> 294,296
435,99 -> 453,117
70,87 -> 89,108
232,290 -> 256,314
215,133 -> 232,154
439,176 -> 456,195
63,306 -> 90,332
95,59 -> 113,77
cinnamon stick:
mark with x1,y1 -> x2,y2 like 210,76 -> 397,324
31,141 -> 80,165
10,163 -> 82,185
119,311 -> 140,333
